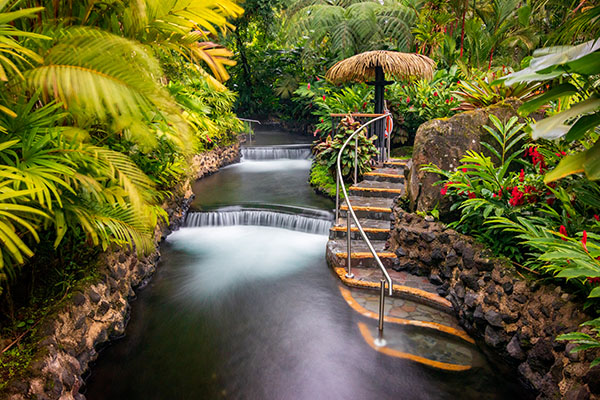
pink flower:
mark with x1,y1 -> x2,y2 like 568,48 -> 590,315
307,83 -> 311,90
316,77 -> 320,81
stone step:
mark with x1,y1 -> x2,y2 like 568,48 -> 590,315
327,239 -> 397,268
348,180 -> 404,198
383,158 -> 410,169
329,218 -> 391,241
356,322 -> 480,371
364,168 -> 405,183
340,286 -> 473,344
340,196 -> 394,219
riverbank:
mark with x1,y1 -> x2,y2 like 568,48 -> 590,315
388,207 -> 600,399
0,142 -> 240,400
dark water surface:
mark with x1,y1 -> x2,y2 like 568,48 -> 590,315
83,128 -> 527,400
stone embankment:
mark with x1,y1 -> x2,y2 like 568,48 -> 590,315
388,205 -> 600,400
1,142 -> 240,400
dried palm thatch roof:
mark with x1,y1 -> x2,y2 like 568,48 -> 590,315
326,50 -> 436,84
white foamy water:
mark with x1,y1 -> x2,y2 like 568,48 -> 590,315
167,226 -> 328,299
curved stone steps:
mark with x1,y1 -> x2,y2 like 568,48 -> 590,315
357,322 -> 480,372
339,286 -> 472,344
329,218 -> 391,241
348,181 -> 405,198
364,169 -> 405,183
340,197 -> 394,219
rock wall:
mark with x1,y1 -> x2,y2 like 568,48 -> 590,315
408,99 -> 523,214
388,206 -> 599,400
1,142 -> 240,400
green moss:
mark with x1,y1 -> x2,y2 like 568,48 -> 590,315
391,146 -> 413,158
309,162 -> 338,199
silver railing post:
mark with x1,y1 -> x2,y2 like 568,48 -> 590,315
335,173 -> 340,224
374,279 -> 387,347
346,211 -> 354,278
353,135 -> 358,184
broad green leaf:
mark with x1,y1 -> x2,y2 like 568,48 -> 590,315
565,112 -> 600,141
590,287 -> 600,298
529,97 -> 600,140
519,83 -> 578,115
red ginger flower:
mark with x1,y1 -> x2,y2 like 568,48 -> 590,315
559,225 -> 567,240
583,230 -> 588,251
594,214 -> 599,221
468,192 -> 476,199
307,83 -> 311,90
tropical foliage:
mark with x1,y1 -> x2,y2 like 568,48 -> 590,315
0,1 -> 245,298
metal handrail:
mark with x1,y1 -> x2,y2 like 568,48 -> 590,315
335,113 -> 394,297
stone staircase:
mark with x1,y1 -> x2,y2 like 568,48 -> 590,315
326,159 -> 478,371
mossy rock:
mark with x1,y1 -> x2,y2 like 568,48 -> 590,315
407,99 -> 524,214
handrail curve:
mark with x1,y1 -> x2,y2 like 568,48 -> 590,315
335,113 -> 393,296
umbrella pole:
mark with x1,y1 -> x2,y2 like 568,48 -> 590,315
374,66 -> 385,163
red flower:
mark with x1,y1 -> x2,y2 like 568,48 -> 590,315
587,277 -> 600,284
509,187 -> 525,206
434,92 -> 438,97
450,96 -> 454,101
519,169 -> 525,182
594,214 -> 599,221
422,103 -> 426,108
468,192 -> 476,199
559,225 -> 567,240
440,185 -> 448,195
362,101 -> 367,109
316,77 -> 320,81
406,97 -> 410,103
462,168 -> 467,173
322,95 -> 326,101
320,118 -> 324,123
307,83 -> 311,90
457,80 -> 461,85
445,99 -> 449,104
555,151 -> 566,157
546,197 -> 555,206
582,230 -> 588,251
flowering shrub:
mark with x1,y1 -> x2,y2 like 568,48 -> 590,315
423,116 -> 600,265
293,80 -> 372,139
312,116 -> 378,180
387,68 -> 460,142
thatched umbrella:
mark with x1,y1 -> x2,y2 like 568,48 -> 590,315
326,50 -> 435,159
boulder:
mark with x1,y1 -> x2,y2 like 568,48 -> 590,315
407,99 -> 523,213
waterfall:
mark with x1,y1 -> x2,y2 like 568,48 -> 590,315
185,209 -> 332,235
241,144 -> 311,160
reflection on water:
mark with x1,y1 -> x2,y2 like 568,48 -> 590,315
191,160 -> 333,211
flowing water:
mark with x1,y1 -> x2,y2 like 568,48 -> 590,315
83,127 -> 528,400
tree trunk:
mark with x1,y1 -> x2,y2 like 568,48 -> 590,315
460,5 -> 467,58
234,28 -> 253,93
